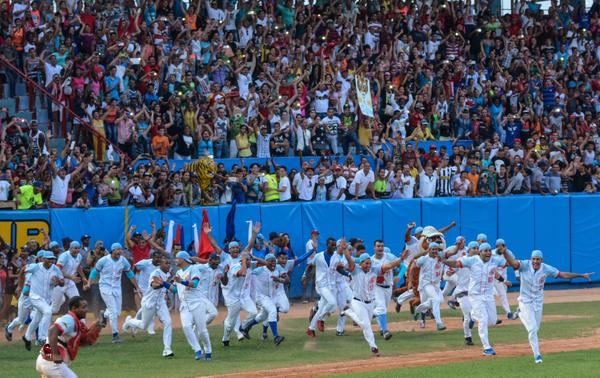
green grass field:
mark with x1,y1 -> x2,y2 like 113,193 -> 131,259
1,301 -> 599,378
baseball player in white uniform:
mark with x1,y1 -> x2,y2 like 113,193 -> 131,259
371,242 -> 397,340
239,254 -> 287,345
52,241 -> 88,314
199,253 -> 228,326
414,242 -> 446,330
173,251 -> 212,360
441,236 -> 466,309
341,245 -> 403,356
22,251 -> 64,350
132,252 -> 162,334
123,255 -> 174,357
306,238 -> 347,337
441,242 -> 505,356
453,241 -> 479,345
493,238 -> 515,319
330,241 -> 353,336
85,243 -> 142,344
502,249 -> 594,363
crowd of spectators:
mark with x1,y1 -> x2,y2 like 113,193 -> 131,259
2,0 -> 600,209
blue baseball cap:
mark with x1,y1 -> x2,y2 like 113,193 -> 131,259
336,239 -> 344,247
49,241 -> 59,249
479,242 -> 492,251
36,250 -> 45,258
477,233 -> 488,242
265,253 -> 276,261
467,241 -> 479,249
176,251 -> 193,264
456,236 -> 465,243
531,250 -> 543,259
110,242 -> 123,251
355,253 -> 371,264
256,233 -> 264,241
495,238 -> 505,246
414,227 -> 424,235
228,241 -> 239,249
70,241 -> 81,249
429,242 -> 441,250
44,251 -> 56,259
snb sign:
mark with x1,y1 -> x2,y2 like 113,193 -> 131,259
0,219 -> 50,249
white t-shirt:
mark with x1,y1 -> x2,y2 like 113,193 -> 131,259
44,62 -> 63,86
400,174 -> 415,198
329,176 -> 347,200
418,171 -> 438,198
348,169 -> 374,197
50,174 -> 71,205
298,175 -> 318,201
0,180 -> 11,201
279,176 -> 292,201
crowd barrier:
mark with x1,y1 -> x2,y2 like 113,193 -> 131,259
132,140 -> 473,171
1,194 -> 598,298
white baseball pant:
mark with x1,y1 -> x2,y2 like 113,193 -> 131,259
203,298 -> 218,325
223,297 -> 257,342
26,297 -> 52,342
274,290 -> 290,313
344,299 -> 377,349
254,295 -> 278,323
518,300 -> 543,357
51,282 -> 80,314
442,272 -> 458,299
309,286 -> 337,330
396,289 -> 415,306
100,289 -> 122,335
127,301 -> 172,349
416,284 -> 443,324
181,303 -> 211,354
470,294 -> 498,350
374,285 -> 392,316
6,295 -> 32,333
493,280 -> 511,315
335,283 -> 352,333
457,294 -> 473,338
36,355 -> 76,378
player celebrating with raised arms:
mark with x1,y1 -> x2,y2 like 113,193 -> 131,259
501,249 -> 594,363
414,242 -> 446,331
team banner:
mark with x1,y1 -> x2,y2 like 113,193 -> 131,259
355,75 -> 374,118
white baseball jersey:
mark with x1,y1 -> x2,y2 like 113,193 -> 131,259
26,263 -> 64,301
492,248 -> 514,279
252,266 -> 283,298
95,255 -> 132,292
516,260 -> 559,305
56,251 -> 83,281
223,261 -> 253,305
371,252 -> 397,286
135,259 -> 158,293
312,251 -> 338,289
403,236 -> 420,266
457,255 -> 506,297
454,261 -> 471,294
141,268 -> 170,307
443,245 -> 467,275
196,263 -> 224,303
174,264 -> 204,311
349,266 -> 380,302
416,255 -> 443,288
330,252 -> 350,285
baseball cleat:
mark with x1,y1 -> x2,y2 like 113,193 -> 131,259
123,316 -> 132,334
112,334 -> 122,343
483,348 -> 496,356
395,303 -> 401,313
317,320 -> 325,332
222,340 -> 230,347
261,333 -> 268,341
195,350 -> 203,360
448,300 -> 458,310
162,348 -> 174,357
5,325 -> 12,342
336,331 -> 345,336
436,323 -> 446,331
379,330 -> 384,336
239,326 -> 251,340
464,337 -> 474,346
371,347 -> 380,356
306,328 -> 316,338
274,336 -> 285,346
205,353 -> 212,361
383,331 -> 393,340
496,320 -> 503,325
535,355 -> 543,364
236,334 -> 245,341
22,336 -> 31,351
99,310 -> 108,328
468,319 -> 475,329
507,312 -> 513,320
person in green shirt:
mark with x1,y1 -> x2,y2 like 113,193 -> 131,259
373,169 -> 390,198
16,181 -> 44,210
104,164 -> 123,205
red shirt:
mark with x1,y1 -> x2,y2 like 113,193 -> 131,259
130,243 -> 151,264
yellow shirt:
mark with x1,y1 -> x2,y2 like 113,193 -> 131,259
17,185 -> 43,210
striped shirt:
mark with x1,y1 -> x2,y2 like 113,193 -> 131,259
437,166 -> 457,196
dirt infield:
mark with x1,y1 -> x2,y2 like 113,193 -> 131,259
210,328 -> 600,378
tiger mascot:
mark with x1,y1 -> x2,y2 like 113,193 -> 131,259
183,156 -> 217,204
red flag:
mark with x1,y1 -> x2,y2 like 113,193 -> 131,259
199,209 -> 215,259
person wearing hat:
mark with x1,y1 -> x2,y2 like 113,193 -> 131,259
123,255 -> 174,358
394,223 -> 425,311
414,242 -> 447,331
492,239 -> 516,320
15,180 -> 44,210
198,253 -> 229,327
441,236 -> 467,310
371,241 -> 399,340
22,251 -> 64,350
238,253 -> 287,346
51,241 -> 89,314
301,230 -> 320,304
85,243 -> 142,344
501,249 -> 594,363
171,251 -> 212,360
129,250 -> 165,336
340,244 -> 403,356
441,242 -> 507,356
452,241 -> 480,346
